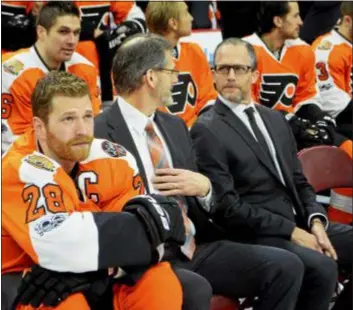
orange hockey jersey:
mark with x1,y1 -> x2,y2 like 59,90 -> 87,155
1,46 -> 101,152
243,33 -> 322,113
75,1 -> 145,69
312,29 -> 352,118
2,131 -> 142,274
159,42 -> 217,128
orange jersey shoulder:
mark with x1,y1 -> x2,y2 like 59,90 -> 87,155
244,33 -> 320,112
312,30 -> 352,117
79,139 -> 144,212
1,47 -> 101,152
159,42 -> 217,127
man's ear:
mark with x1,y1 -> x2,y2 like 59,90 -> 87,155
36,25 -> 47,42
273,16 -> 284,29
145,69 -> 157,89
33,117 -> 47,141
251,70 -> 259,84
168,17 -> 178,32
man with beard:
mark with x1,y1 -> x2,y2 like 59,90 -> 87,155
190,37 -> 353,310
2,71 -> 189,310
95,33 -> 307,310
1,1 -> 101,154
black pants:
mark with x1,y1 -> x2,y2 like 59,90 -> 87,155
256,222 -> 353,310
172,240 -> 303,310
173,268 -> 212,310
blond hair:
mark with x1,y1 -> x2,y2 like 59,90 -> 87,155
32,71 -> 89,123
146,2 -> 184,35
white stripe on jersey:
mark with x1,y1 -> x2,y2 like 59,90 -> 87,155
29,212 -> 99,272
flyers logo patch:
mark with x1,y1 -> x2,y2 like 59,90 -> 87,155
259,74 -> 299,109
167,72 -> 198,114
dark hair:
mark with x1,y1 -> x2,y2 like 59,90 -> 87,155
257,2 -> 291,35
32,71 -> 89,124
213,38 -> 257,70
112,33 -> 173,95
341,1 -> 353,19
37,1 -> 80,31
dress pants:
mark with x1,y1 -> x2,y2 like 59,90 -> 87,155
171,240 -> 304,310
255,222 -> 353,310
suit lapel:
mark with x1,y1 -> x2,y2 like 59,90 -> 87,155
256,106 -> 296,190
106,102 -> 151,193
215,99 -> 282,182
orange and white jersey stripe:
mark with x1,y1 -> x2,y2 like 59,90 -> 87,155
312,29 -> 352,118
1,46 -> 101,153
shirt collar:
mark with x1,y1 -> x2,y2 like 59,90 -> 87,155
117,96 -> 154,136
218,94 -> 256,115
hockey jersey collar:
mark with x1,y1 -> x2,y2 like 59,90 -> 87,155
33,45 -> 66,72
246,33 -> 288,63
333,29 -> 352,47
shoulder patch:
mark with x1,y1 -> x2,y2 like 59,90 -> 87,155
3,59 -> 24,76
318,40 -> 332,50
24,154 -> 56,172
101,140 -> 127,158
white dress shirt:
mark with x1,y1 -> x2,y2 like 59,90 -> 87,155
219,95 -> 330,228
117,96 -> 213,209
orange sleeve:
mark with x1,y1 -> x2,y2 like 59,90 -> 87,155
2,157 -> 79,270
293,46 -> 320,108
110,1 -> 135,24
192,43 -> 218,115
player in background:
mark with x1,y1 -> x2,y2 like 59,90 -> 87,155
75,1 -> 147,101
243,2 -> 352,154
146,1 -> 217,128
1,1 -> 101,154
3,71 -> 186,310
312,2 -> 353,225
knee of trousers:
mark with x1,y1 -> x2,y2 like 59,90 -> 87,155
180,271 -> 213,307
310,255 -> 338,285
268,250 -> 305,285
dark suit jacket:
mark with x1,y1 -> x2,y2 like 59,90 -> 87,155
190,98 -> 327,241
94,100 -> 225,244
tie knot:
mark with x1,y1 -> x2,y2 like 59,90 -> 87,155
244,107 -> 255,120
145,120 -> 155,135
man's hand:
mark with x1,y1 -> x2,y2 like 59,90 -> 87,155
152,168 -> 211,197
13,265 -> 110,309
311,220 -> 337,260
291,227 -> 323,253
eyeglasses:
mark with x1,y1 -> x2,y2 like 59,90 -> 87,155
154,68 -> 180,76
214,64 -> 252,76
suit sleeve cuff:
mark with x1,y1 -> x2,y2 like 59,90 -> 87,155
197,185 -> 213,212
308,213 -> 329,230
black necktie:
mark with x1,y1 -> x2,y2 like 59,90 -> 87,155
244,107 -> 277,169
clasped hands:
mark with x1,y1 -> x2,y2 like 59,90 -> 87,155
291,220 -> 337,260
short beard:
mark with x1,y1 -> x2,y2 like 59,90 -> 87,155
46,130 -> 93,162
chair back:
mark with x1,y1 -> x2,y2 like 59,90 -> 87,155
298,146 -> 353,192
